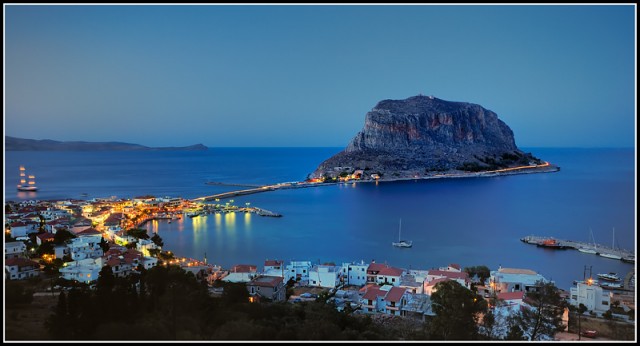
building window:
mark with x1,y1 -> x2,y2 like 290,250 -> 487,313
571,295 -> 577,300
602,301 -> 608,305
392,278 -> 396,282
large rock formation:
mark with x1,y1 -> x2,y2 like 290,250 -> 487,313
310,95 -> 543,180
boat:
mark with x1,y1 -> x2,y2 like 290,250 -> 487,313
621,255 -> 635,264
598,228 -> 622,260
578,228 -> 598,254
600,282 -> 623,289
392,219 -> 412,248
17,166 -> 38,191
596,272 -> 621,282
536,238 -> 567,249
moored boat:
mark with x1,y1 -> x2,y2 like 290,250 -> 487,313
17,166 -> 38,191
578,247 -> 597,254
392,219 -> 412,248
536,238 -> 568,249
596,272 -> 620,282
598,252 -> 622,260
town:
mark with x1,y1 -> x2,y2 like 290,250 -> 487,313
5,196 -> 636,341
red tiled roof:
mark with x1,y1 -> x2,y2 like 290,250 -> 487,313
76,227 -> 102,237
232,264 -> 257,273
498,291 -> 525,301
367,262 -> 389,274
359,283 -> 378,294
5,257 -> 40,268
362,286 -> 386,301
36,233 -> 56,241
249,275 -> 284,288
264,259 -> 283,267
10,221 -> 27,227
426,277 -> 449,287
385,286 -> 406,303
449,263 -> 461,270
378,266 -> 404,277
428,270 -> 469,280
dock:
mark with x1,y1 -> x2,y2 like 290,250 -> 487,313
521,235 -> 634,263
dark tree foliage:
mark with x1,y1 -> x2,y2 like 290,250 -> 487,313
511,280 -> 566,340
53,229 -> 75,244
99,236 -> 110,253
5,281 -> 34,307
429,280 -> 487,340
150,233 -> 164,247
126,228 -> 150,240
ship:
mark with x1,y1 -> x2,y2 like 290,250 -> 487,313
392,219 -> 412,248
535,238 -> 568,249
596,272 -> 621,282
17,166 -> 38,191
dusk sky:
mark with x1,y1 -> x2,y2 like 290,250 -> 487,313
4,4 -> 636,148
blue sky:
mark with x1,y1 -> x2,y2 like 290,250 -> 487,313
4,4 -> 636,148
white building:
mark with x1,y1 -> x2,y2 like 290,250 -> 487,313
59,257 -> 103,284
375,266 -> 406,287
341,261 -> 368,287
263,259 -> 285,277
308,264 -> 341,288
223,264 -> 258,283
5,241 -> 27,259
285,260 -> 312,283
5,257 -> 40,280
569,281 -> 612,315
67,236 -> 103,261
489,267 -> 548,294
8,221 -> 38,238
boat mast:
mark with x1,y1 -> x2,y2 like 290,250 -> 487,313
399,219 -> 402,241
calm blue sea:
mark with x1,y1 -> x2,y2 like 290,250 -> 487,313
4,147 -> 636,290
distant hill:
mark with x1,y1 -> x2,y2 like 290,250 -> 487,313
5,136 -> 208,151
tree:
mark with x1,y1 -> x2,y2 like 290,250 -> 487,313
512,280 -> 566,341
97,265 -> 115,295
45,290 -> 70,339
151,233 -> 164,248
126,228 -> 150,240
429,280 -> 487,340
576,303 -> 587,340
54,229 -> 75,244
99,236 -> 110,253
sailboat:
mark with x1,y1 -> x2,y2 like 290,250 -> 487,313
578,228 -> 598,254
392,219 -> 412,248
17,166 -> 38,191
598,228 -> 622,260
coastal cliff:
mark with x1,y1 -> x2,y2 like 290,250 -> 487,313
311,95 -> 550,180
5,136 -> 208,151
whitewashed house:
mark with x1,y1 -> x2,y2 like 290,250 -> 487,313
5,257 -> 40,280
308,264 -> 341,288
60,257 -> 103,284
223,264 -> 258,283
285,260 -> 312,283
376,266 -> 406,286
569,281 -> 612,315
8,221 -> 38,238
263,259 -> 285,277
5,241 -> 27,259
489,267 -> 548,294
341,261 -> 368,287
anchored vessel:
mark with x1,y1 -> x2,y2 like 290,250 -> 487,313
596,272 -> 621,282
392,219 -> 412,248
17,166 -> 38,191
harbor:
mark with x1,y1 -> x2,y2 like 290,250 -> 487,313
520,235 -> 635,263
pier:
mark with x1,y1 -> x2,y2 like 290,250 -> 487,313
204,181 -> 263,188
521,235 -> 634,263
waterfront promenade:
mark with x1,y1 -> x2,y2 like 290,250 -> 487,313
521,235 -> 634,263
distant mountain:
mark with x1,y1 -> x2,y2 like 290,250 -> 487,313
5,136 -> 208,151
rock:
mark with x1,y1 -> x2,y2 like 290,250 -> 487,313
311,95 -> 542,179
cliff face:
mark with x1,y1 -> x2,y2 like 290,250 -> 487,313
311,95 -> 538,179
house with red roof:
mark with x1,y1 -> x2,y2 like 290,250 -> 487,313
223,264 -> 258,283
263,259 -> 284,277
384,286 -> 409,316
361,285 -> 387,313
375,266 -> 406,287
425,269 -> 472,292
366,261 -> 390,284
8,221 -> 38,238
5,257 -> 40,280
246,275 -> 286,302
36,232 -> 56,246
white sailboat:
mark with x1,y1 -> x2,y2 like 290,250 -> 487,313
598,228 -> 622,260
392,219 -> 412,248
578,228 -> 598,254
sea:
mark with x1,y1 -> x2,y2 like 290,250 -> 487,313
4,147 -> 636,291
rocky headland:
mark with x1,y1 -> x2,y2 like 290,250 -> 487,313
5,136 -> 208,151
310,95 -> 558,181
